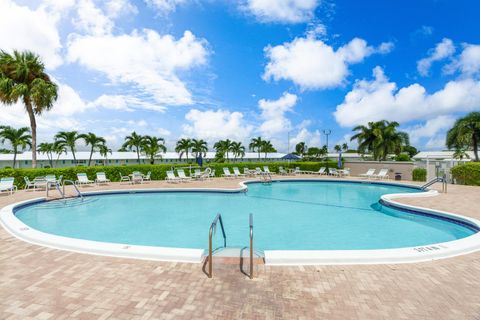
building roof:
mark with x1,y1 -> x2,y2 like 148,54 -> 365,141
412,151 -> 475,160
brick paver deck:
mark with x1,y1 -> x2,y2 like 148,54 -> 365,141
1,177 -> 479,319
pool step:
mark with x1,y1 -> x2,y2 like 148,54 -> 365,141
211,247 -> 264,265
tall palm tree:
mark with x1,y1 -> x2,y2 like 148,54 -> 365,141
191,139 -> 208,160
0,50 -> 58,168
53,141 -> 66,167
453,148 -> 470,160
351,120 -> 409,161
0,126 -> 32,168
175,138 -> 193,161
37,142 -> 54,168
122,132 -> 144,164
334,144 -> 341,152
141,135 -> 166,164
249,136 -> 264,159
260,140 -> 276,159
54,131 -> 83,164
230,141 -> 245,161
213,139 -> 234,161
446,112 -> 480,162
99,144 -> 112,165
341,143 -> 348,151
295,142 -> 307,156
80,132 -> 107,166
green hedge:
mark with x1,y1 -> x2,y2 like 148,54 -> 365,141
451,162 -> 480,186
0,161 -> 340,189
412,168 -> 427,182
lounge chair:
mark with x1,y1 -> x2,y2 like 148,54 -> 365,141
165,170 -> 181,183
95,172 -> 110,185
255,167 -> 263,175
342,168 -> 351,177
359,168 -> 376,179
193,169 -> 202,179
292,167 -> 302,175
372,169 -> 390,180
209,169 -> 216,179
263,166 -> 273,175
222,167 -> 235,179
328,168 -> 340,177
278,166 -> 288,175
244,168 -> 254,177
198,168 -> 211,180
143,171 -> 152,182
119,172 -> 131,183
24,177 -> 36,190
177,169 -> 192,182
233,167 -> 246,177
131,172 -> 144,184
76,173 -> 94,186
311,167 -> 326,175
0,177 -> 17,195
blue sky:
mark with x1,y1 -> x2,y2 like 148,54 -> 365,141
1,0 -> 480,152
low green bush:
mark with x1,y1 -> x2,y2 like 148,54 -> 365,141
412,167 -> 427,182
394,153 -> 411,161
0,161 -> 340,189
451,162 -> 480,186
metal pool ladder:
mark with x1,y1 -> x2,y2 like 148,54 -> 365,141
208,213 -> 226,278
249,213 -> 254,279
421,174 -> 447,193
63,180 -> 84,200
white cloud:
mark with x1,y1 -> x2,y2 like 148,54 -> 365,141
241,0 -> 319,23
0,0 -> 64,69
444,43 -> 480,77
289,128 -> 322,148
145,0 -> 189,14
417,38 -> 455,76
105,0 -> 138,18
258,92 -> 297,137
157,128 -> 172,136
263,37 -> 392,90
89,95 -> 167,112
405,115 -> 456,145
182,109 -> 253,142
67,29 -> 209,106
73,0 -> 114,36
334,66 -> 480,127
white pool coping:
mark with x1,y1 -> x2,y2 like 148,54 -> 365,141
1,179 -> 480,266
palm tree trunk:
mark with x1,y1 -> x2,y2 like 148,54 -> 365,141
473,132 -> 479,162
13,148 -> 17,169
136,148 -> 140,164
88,147 -> 93,166
25,99 -> 37,168
71,148 -> 77,166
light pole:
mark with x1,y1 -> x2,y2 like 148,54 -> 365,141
323,129 -> 331,152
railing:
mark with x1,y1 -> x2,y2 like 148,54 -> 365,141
421,174 -> 447,193
249,213 -> 254,279
46,181 -> 65,199
63,180 -> 84,200
208,213 -> 226,278
261,172 -> 272,184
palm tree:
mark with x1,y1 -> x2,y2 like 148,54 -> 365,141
122,132 -> 144,164
175,138 -> 193,161
80,132 -> 107,166
213,139 -> 234,161
260,140 -> 276,159
341,143 -> 348,151
53,141 -> 66,167
230,141 -> 245,161
191,139 -> 208,160
446,112 -> 480,162
453,148 -> 470,160
295,142 -> 307,156
249,136 -> 264,159
351,120 -> 409,161
141,135 -> 166,164
99,144 -> 112,165
37,142 -> 54,168
54,131 -> 83,164
0,126 -> 32,168
334,144 -> 341,153
0,50 -> 58,168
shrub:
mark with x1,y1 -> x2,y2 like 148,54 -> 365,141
412,168 -> 427,182
0,161 -> 340,189
394,153 -> 411,161
451,162 -> 480,186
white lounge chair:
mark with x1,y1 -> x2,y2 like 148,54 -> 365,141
131,171 -> 144,184
233,167 -> 246,177
177,169 -> 192,182
198,168 -> 212,180
263,166 -> 273,175
209,169 -> 216,179
24,177 -> 37,190
0,177 -> 17,195
359,168 -> 376,179
165,170 -> 181,183
95,172 -> 110,185
328,168 -> 340,177
311,167 -> 326,175
143,171 -> 152,182
255,167 -> 263,175
373,169 -> 390,180
75,173 -> 94,186
222,167 -> 235,179
278,166 -> 288,175
193,169 -> 202,179
119,172 -> 131,183
342,168 -> 351,177
244,168 -> 254,177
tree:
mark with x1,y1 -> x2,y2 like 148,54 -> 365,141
80,132 -> 107,166
0,50 -> 58,168
260,140 -> 276,159
453,148 -> 470,160
99,144 -> 112,165
0,126 -> 31,168
350,120 -> 409,161
446,112 -> 480,162
341,143 -> 348,151
295,142 -> 307,156
230,141 -> 245,161
37,142 -> 54,168
54,131 -> 83,164
191,139 -> 208,160
141,135 -> 166,164
175,138 -> 193,161
214,139 -> 233,161
122,132 -> 144,164
249,136 -> 264,159
334,144 -> 341,153
306,146 -> 327,160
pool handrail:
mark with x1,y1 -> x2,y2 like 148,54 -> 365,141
249,213 -> 253,279
421,173 -> 447,193
208,213 -> 226,278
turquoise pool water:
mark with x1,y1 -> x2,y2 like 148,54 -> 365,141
14,181 -> 476,251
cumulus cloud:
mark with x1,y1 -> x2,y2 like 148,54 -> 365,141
105,0 -> 138,18
289,128 -> 322,148
0,0 -> 64,69
334,66 -> 480,127
417,38 -> 455,76
444,43 -> 480,77
241,0 -> 319,23
263,37 -> 392,90
258,92 -> 297,137
405,115 -> 456,145
67,29 -> 209,106
145,0 -> 189,14
182,109 -> 253,142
